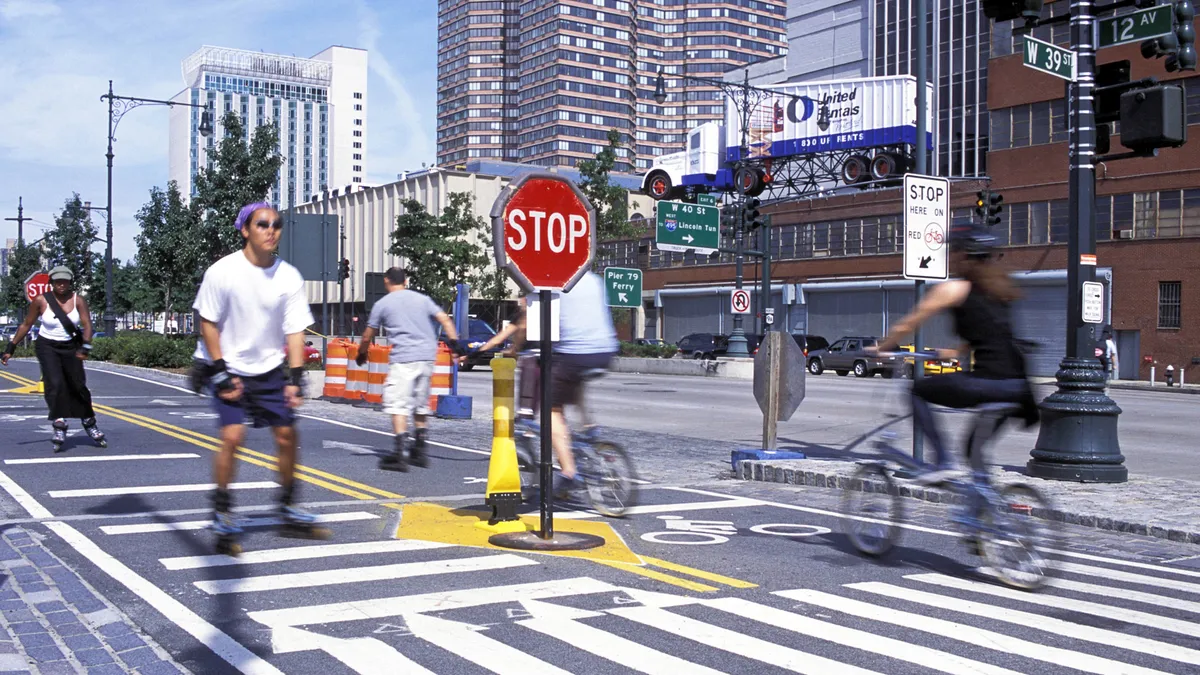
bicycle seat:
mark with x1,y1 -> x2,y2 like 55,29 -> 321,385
580,368 -> 608,382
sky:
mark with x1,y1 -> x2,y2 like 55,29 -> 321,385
0,0 -> 437,261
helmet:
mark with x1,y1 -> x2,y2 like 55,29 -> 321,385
949,222 -> 996,258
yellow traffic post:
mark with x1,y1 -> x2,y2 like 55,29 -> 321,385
475,356 -> 529,534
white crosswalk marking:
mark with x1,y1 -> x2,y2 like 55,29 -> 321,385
272,626 -> 436,675
4,453 -> 200,465
160,539 -> 454,570
705,597 -> 1023,675
978,566 -> 1200,615
405,612 -> 571,675
608,605 -> 883,675
1050,560 -> 1200,595
779,588 -> 1172,675
908,573 -> 1200,641
195,553 -> 539,594
1043,547 -> 1200,579
99,511 -> 379,535
518,599 -> 727,675
49,481 -> 276,498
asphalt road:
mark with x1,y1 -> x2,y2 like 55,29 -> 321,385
0,360 -> 1198,674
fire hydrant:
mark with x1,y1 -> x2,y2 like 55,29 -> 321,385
1166,364 -> 1176,387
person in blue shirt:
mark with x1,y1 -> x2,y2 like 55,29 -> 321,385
473,270 -> 618,496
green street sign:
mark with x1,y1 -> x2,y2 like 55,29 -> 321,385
697,194 -> 717,206
1098,5 -> 1174,49
656,200 -> 719,253
604,267 -> 642,308
1023,35 -> 1077,82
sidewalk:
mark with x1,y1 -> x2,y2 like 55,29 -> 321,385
0,527 -> 188,675
737,456 -> 1200,545
1029,376 -> 1200,394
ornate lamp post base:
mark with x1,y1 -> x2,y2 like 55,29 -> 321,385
1027,357 -> 1126,483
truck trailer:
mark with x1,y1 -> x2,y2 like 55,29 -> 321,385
641,75 -> 935,201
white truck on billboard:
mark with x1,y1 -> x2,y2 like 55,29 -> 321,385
641,75 -> 934,201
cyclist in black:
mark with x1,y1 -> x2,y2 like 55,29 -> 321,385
872,222 -> 1039,485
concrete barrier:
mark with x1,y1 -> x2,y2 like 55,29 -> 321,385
612,356 -> 754,380
303,370 -> 325,399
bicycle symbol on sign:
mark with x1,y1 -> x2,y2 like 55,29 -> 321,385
923,223 -> 945,251
639,515 -> 831,545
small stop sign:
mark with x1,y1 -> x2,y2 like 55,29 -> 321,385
24,271 -> 50,303
491,173 -> 596,292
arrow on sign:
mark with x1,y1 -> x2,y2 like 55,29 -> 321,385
682,234 -> 694,243
919,256 -> 932,269
617,292 -> 628,303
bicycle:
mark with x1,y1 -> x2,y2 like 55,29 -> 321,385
840,351 -> 1059,590
512,352 -> 638,517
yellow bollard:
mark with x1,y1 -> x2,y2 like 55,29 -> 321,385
475,356 -> 529,534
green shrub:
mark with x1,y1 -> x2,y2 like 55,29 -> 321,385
618,341 -> 678,359
89,334 -> 195,369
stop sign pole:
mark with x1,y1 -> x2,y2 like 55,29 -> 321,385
488,173 -> 603,552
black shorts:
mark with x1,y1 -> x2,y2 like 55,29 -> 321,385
550,352 -> 614,408
212,367 -> 295,429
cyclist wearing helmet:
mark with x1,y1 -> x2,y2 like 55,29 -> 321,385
871,222 -> 1039,485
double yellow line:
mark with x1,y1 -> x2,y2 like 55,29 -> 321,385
0,369 -> 400,504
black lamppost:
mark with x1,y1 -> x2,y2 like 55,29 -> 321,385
99,80 -> 213,336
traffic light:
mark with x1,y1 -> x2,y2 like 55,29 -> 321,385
338,258 -> 350,282
1142,1 -> 1196,72
720,204 -> 738,237
978,191 -> 1004,227
982,0 -> 1043,22
742,197 -> 763,231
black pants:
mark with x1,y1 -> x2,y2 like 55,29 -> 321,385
911,373 -> 1035,471
35,338 -> 95,421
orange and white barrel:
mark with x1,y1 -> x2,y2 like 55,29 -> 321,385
322,340 -> 348,399
364,344 -> 389,405
343,349 -> 368,401
428,342 -> 453,412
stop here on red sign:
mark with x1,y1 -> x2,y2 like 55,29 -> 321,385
498,176 -> 594,291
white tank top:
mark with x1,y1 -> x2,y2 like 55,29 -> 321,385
38,295 -> 79,342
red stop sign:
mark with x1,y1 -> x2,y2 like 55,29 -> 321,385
24,271 -> 50,303
491,173 -> 596,292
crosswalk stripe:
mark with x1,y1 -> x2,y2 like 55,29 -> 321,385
554,498 -> 760,520
99,511 -> 379,535
1045,547 -> 1200,579
608,605 -> 882,675
194,553 -> 539,595
979,567 -> 1200,615
160,539 -> 455,570
49,481 -> 276,498
1050,560 -> 1200,595
247,577 -> 619,628
4,453 -> 200,465
406,612 -> 570,675
517,599 -> 726,675
908,573 -> 1200,641
779,588 -> 1172,675
706,597 -> 1022,675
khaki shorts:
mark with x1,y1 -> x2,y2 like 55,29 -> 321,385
383,361 -> 433,417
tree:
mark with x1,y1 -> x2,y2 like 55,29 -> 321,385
388,192 -> 492,308
191,112 -> 283,264
134,182 -> 205,315
578,129 -> 640,245
1,242 -> 43,315
44,194 -> 98,294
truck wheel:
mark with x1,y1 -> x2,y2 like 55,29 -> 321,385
646,172 -> 673,200
836,370 -> 849,377
735,167 -> 765,196
853,361 -> 870,378
808,359 -> 823,375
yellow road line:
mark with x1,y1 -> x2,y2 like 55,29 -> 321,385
642,556 -> 758,589
594,560 -> 718,593
0,371 -> 36,386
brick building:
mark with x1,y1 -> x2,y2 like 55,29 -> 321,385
606,8 -> 1200,380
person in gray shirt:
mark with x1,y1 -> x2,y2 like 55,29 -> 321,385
356,268 -> 462,471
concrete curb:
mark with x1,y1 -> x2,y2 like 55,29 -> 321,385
612,356 -> 754,379
736,459 -> 1200,546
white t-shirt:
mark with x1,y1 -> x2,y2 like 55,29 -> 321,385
193,251 -> 314,377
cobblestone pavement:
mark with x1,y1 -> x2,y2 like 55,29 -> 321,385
0,528 -> 189,675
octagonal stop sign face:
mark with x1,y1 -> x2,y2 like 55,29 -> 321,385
24,271 -> 50,303
490,173 -> 596,293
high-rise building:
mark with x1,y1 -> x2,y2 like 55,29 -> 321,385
0,238 -> 13,280
436,0 -> 788,172
170,45 -> 368,209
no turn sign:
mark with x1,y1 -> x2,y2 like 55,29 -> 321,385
731,288 -> 751,314
903,174 -> 950,281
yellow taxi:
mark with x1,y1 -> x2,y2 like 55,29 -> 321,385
898,344 -> 966,377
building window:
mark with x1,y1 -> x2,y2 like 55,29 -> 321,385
354,130 -> 362,137
1159,281 -> 1182,329
353,165 -> 362,172
353,153 -> 362,160
355,119 -> 363,126
355,104 -> 362,111
353,142 -> 362,149
354,92 -> 363,100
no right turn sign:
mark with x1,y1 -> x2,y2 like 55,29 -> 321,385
903,174 -> 950,281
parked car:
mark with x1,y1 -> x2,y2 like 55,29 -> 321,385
898,344 -> 964,377
676,333 -> 728,360
303,341 -> 322,365
791,334 -> 829,358
440,317 -> 508,371
806,336 -> 899,377
633,338 -> 663,346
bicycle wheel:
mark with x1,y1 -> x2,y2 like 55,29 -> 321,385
979,482 -> 1058,591
579,441 -> 638,518
841,463 -> 903,556
515,431 -> 538,496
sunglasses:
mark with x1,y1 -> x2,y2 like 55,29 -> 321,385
253,219 -> 284,231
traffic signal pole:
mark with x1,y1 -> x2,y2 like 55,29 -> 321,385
912,0 -> 928,465
1028,0 -> 1126,482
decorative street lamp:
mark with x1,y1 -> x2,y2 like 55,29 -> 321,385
98,80 -> 213,336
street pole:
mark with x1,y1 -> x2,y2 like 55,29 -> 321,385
321,186 -> 329,336
728,205 -> 749,356
911,0 -> 928,464
1028,0 -> 1125,482
762,215 -> 772,333
338,213 -> 346,336
104,80 -> 117,337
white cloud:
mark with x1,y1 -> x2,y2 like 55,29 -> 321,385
0,0 -> 60,20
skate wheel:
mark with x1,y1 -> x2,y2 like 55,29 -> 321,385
98,441 -> 107,448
